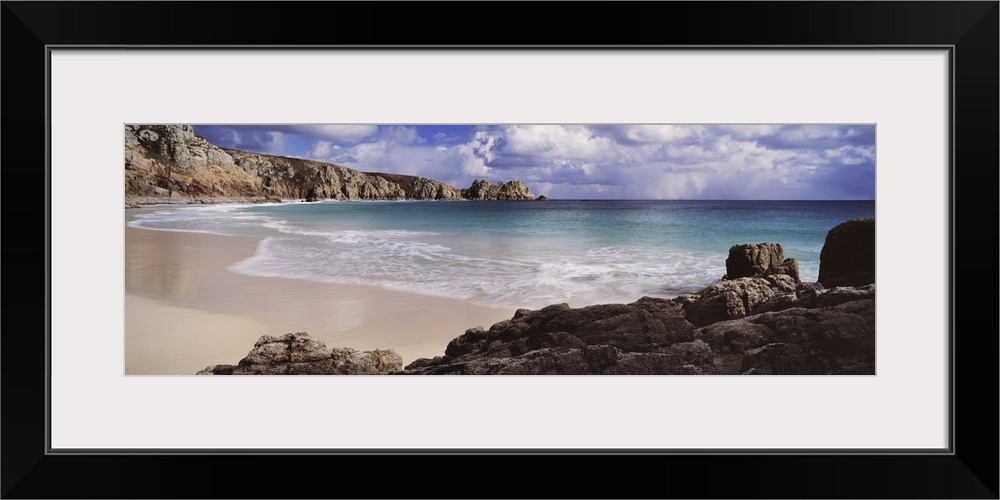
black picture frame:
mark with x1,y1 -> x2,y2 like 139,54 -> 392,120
3,2 -> 997,498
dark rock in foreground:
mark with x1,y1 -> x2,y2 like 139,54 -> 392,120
403,297 -> 702,375
536,195 -> 551,201
725,243 -> 800,283
695,299 -> 875,375
197,332 -> 402,375
818,217 -> 875,287
402,283 -> 875,375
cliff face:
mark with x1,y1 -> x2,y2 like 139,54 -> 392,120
124,125 -> 530,206
125,125 -> 262,205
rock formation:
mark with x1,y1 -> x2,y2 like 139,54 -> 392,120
125,125 -> 263,206
672,275 -> 795,327
125,125 -> 533,206
724,243 -> 800,282
818,217 -> 876,287
197,332 -> 402,375
401,279 -> 874,375
695,299 -> 875,375
461,179 -> 535,201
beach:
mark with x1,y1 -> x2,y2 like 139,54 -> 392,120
124,199 -> 876,375
124,210 -> 516,375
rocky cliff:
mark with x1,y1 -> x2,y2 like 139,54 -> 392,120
196,219 -> 876,375
125,125 -> 262,205
125,125 -> 531,206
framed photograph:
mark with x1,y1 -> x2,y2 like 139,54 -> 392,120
5,2 -> 997,498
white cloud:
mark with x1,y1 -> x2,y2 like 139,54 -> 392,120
382,126 -> 423,144
713,125 -> 778,139
285,125 -> 377,143
823,144 -> 875,165
781,125 -> 853,141
501,125 -> 614,161
254,131 -> 286,155
620,125 -> 703,143
309,140 -> 332,158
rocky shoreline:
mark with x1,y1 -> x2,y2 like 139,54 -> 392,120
125,125 -> 536,207
198,217 -> 876,375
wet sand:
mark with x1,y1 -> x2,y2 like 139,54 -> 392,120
124,212 -> 516,374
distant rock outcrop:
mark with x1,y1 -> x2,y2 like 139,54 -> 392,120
197,332 -> 402,375
536,195 -> 551,201
818,218 -> 876,287
125,125 -> 533,206
724,243 -> 800,283
461,179 -> 535,201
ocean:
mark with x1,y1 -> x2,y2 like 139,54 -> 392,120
128,200 -> 875,310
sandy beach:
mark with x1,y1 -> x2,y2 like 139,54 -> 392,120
124,210 -> 516,375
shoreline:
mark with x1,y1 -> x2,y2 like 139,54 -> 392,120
124,210 -> 516,374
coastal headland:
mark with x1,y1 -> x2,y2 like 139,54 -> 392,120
125,124 -> 537,206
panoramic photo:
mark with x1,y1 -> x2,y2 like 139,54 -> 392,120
124,124 -> 876,375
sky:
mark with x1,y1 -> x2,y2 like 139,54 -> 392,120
192,124 -> 875,200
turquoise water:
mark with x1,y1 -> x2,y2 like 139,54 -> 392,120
129,200 -> 875,309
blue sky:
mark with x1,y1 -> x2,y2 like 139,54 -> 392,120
192,124 -> 875,200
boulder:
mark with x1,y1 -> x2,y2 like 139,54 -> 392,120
196,332 -> 402,375
724,243 -> 800,283
672,277 -> 782,327
818,218 -> 875,287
